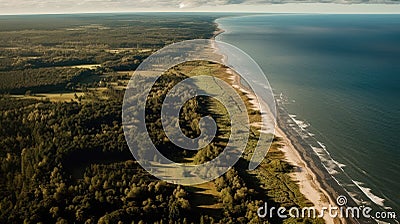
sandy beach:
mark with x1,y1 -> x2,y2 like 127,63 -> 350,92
226,68 -> 342,224
211,15 -> 400,224
275,127 -> 340,224
212,25 -> 345,223
210,19 -> 372,223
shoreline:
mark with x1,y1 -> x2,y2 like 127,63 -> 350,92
227,67 -> 342,224
212,18 -> 359,224
212,25 -> 225,40
277,105 -> 362,224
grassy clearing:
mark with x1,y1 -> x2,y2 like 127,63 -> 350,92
167,61 -> 321,222
11,92 -> 85,103
69,64 -> 102,69
166,61 -> 262,211
187,182 -> 223,219
191,182 -> 222,209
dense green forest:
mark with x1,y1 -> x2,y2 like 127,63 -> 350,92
0,14 -> 324,223
0,13 -> 217,94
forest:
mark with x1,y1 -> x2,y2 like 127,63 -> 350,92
0,14 -> 324,223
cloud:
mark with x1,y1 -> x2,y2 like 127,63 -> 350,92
0,0 -> 398,14
226,0 -> 247,4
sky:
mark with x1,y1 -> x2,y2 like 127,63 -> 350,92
0,0 -> 399,14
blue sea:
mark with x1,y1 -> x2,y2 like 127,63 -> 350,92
216,14 -> 400,215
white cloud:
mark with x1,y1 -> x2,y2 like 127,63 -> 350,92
0,0 -> 399,14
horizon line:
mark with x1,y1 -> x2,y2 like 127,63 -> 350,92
1,3 -> 400,16
1,11 -> 400,16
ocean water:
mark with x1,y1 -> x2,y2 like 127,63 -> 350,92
216,14 -> 400,214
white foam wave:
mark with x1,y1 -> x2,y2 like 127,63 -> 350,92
352,180 -> 386,207
281,100 -> 387,212
317,141 -> 346,169
346,191 -> 362,205
311,146 -> 324,156
312,133 -> 388,212
289,114 -> 310,130
287,114 -> 316,139
312,148 -> 340,175
333,159 -> 346,169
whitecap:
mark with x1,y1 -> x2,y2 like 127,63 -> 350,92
352,180 -> 386,207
